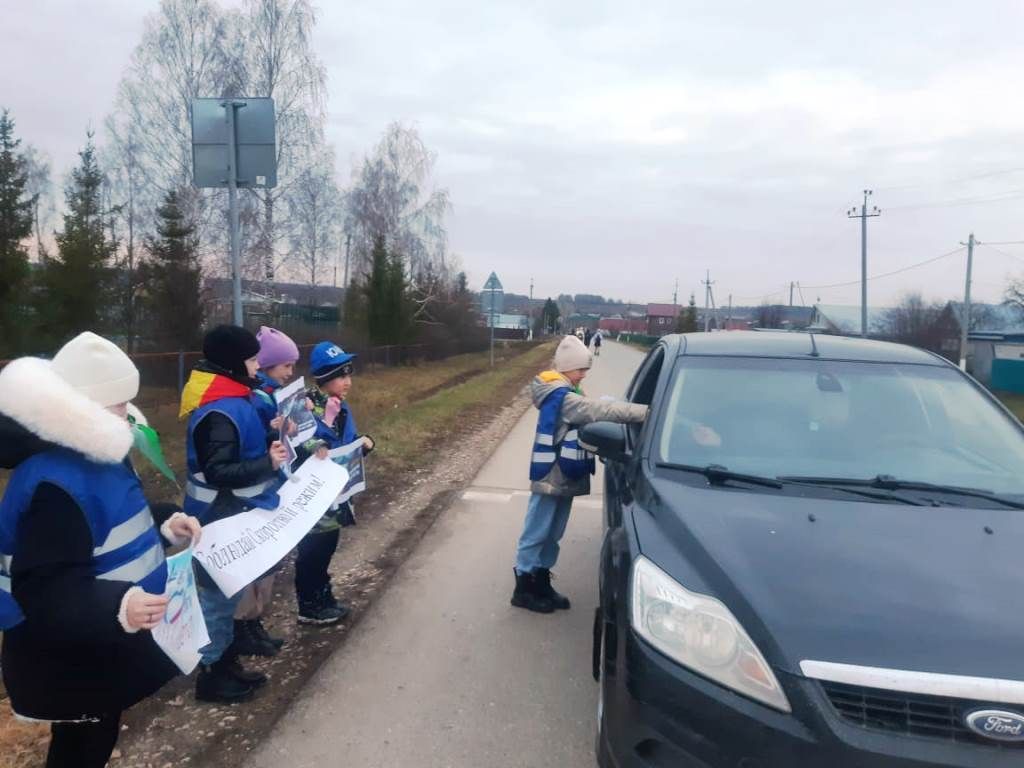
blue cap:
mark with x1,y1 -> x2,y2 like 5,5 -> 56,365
310,341 -> 357,383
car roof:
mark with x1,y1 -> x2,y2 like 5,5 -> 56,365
670,331 -> 948,366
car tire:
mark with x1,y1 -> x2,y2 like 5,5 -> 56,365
595,611 -> 613,768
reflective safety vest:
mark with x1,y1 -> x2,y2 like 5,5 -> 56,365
184,396 -> 280,521
0,449 -> 168,630
529,387 -> 596,482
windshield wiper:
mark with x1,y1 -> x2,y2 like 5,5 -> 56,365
779,474 -> 1024,510
657,463 -> 783,489
775,476 -> 929,506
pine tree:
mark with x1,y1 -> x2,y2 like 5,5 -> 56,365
38,132 -> 115,344
541,297 -> 560,334
677,294 -> 699,333
140,189 -> 204,349
362,234 -> 412,345
0,109 -> 35,355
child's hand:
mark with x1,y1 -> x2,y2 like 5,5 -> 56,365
361,435 -> 375,452
168,514 -> 202,545
269,441 -> 289,470
305,397 -> 315,411
126,591 -> 168,631
324,396 -> 342,426
315,446 -> 330,460
270,415 -> 283,431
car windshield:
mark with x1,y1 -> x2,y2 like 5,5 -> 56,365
657,356 -> 1024,496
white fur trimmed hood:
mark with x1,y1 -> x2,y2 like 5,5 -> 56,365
0,357 -> 134,464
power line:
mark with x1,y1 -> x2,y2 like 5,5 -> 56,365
874,166 -> 1024,193
883,188 -> 1024,212
802,246 -> 965,290
980,243 -> 1024,264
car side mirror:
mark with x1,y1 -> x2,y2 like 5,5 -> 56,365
580,421 -> 628,462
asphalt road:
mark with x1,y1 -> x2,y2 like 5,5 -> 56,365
245,340 -> 645,768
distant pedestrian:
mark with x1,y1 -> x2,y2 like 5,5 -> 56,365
511,335 -> 647,613
0,332 -> 201,768
584,328 -> 593,347
295,342 -> 375,624
180,325 -> 288,703
593,331 -> 603,356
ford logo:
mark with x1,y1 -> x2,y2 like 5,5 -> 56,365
964,709 -> 1024,742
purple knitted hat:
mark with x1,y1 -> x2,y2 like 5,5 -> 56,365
256,326 -> 300,369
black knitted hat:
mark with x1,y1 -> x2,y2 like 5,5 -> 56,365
202,325 -> 261,379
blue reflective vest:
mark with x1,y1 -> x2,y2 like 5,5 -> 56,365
0,449 -> 168,631
252,372 -> 281,428
184,396 -> 280,521
529,387 -> 595,482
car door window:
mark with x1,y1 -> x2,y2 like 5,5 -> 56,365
627,347 -> 664,446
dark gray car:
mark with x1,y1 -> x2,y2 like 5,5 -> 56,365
584,332 -> 1024,767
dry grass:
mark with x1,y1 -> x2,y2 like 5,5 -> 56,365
0,707 -> 48,768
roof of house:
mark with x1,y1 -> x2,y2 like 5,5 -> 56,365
647,303 -> 680,317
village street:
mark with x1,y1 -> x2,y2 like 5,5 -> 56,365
245,340 -> 645,768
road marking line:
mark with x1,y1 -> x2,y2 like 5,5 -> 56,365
461,490 -> 514,503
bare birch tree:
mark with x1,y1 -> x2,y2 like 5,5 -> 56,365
22,146 -> 54,261
288,150 -> 341,302
344,123 -> 451,281
236,0 -> 327,282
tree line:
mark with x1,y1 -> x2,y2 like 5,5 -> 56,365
0,0 -> 482,359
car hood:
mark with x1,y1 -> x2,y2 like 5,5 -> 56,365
634,477 -> 1024,681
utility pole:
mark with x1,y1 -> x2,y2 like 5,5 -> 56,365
959,233 -> 976,371
702,270 -> 715,332
529,277 -> 534,341
789,281 -> 794,307
727,294 -> 733,328
847,190 -> 881,337
673,278 -> 679,308
342,232 -> 351,289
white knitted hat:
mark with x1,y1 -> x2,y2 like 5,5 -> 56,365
50,332 -> 140,407
554,334 -> 593,373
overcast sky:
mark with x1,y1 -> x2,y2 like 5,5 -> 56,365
6,0 -> 1024,307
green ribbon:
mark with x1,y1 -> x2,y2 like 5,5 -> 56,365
129,418 -> 179,487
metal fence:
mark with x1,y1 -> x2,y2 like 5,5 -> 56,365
0,339 -> 494,411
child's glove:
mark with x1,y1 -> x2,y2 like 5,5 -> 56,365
324,396 -> 342,427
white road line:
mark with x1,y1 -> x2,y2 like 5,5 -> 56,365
461,490 -> 514,503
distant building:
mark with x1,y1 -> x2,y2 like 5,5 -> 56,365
482,312 -> 529,340
646,303 -> 681,336
808,305 -> 888,336
599,315 -> 647,334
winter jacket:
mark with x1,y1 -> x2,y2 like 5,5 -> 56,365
529,371 -> 648,497
0,362 -> 179,721
180,362 -> 280,524
304,388 -> 372,530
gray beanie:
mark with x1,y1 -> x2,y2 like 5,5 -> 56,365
554,335 -> 593,373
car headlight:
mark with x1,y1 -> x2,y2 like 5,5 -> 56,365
631,555 -> 791,712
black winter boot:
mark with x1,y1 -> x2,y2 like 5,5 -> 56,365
223,653 -> 268,688
195,660 -> 255,704
510,569 -> 555,614
252,617 -> 285,650
298,586 -> 347,625
535,569 -> 571,610
229,619 -> 279,657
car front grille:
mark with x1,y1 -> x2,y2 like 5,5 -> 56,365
820,680 -> 1024,748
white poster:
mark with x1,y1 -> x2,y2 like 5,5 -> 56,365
276,376 -> 318,448
328,439 -> 368,506
193,457 -> 349,597
152,546 -> 209,674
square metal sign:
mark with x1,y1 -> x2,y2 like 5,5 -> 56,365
191,98 -> 277,189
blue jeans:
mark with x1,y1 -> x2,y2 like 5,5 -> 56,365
515,493 -> 574,574
197,575 -> 244,665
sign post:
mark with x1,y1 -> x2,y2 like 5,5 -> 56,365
482,272 -> 504,367
192,97 -> 278,326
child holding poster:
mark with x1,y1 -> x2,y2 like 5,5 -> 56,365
180,325 -> 288,704
0,332 -> 201,768
293,341 -> 375,624
225,325 -> 301,659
